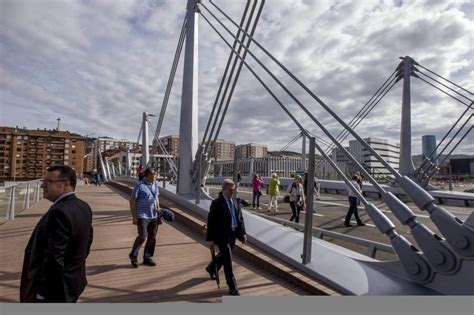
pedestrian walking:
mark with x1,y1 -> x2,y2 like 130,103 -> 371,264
205,179 -> 247,296
251,173 -> 264,209
344,174 -> 365,227
288,175 -> 305,223
303,172 -> 320,201
136,164 -> 145,181
129,168 -> 161,268
267,173 -> 280,213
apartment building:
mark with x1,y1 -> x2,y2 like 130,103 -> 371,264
236,143 -> 268,159
210,139 -> 235,160
0,126 -> 85,180
153,135 -> 180,156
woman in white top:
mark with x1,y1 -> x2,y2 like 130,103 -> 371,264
287,175 -> 305,223
344,174 -> 365,227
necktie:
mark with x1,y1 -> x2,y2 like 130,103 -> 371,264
228,198 -> 237,229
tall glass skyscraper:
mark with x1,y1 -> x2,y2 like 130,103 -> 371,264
422,135 -> 437,164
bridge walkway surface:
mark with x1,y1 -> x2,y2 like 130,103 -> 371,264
0,184 -> 337,303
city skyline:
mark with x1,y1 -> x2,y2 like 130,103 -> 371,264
1,0 -> 473,154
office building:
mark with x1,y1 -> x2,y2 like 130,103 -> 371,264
331,137 -> 400,177
422,135 -> 437,164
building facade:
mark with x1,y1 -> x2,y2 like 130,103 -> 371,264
96,137 -> 139,152
236,143 -> 268,159
83,153 -> 94,173
210,139 -> 235,160
107,150 -> 175,178
153,135 -> 180,156
0,127 -> 85,180
212,156 -> 305,178
422,135 -> 437,164
331,137 -> 400,177
449,157 -> 474,175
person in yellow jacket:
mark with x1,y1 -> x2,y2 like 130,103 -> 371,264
267,173 -> 280,213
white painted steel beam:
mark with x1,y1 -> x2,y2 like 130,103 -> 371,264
177,0 -> 199,194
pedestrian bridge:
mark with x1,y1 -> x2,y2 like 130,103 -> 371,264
0,183 -> 336,303
1,178 -> 473,298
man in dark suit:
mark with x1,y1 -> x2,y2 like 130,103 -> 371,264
205,179 -> 247,296
20,165 -> 93,303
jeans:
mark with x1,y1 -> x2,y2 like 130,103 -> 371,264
252,191 -> 261,208
289,200 -> 302,223
130,218 -> 159,261
345,196 -> 362,224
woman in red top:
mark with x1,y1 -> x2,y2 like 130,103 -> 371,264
137,164 -> 145,180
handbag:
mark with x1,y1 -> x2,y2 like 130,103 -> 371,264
160,207 -> 175,222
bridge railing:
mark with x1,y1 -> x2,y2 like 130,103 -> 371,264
0,179 -> 43,221
253,212 -> 396,259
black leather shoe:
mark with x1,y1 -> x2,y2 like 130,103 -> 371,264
143,258 -> 156,266
344,223 -> 353,227
205,266 -> 216,280
357,222 -> 366,226
129,253 -> 138,268
229,288 -> 240,296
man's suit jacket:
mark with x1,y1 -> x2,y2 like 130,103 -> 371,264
20,194 -> 93,303
206,193 -> 246,246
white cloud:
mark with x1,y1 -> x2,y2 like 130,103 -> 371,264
0,0 -> 472,156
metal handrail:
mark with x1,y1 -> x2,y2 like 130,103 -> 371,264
1,179 -> 43,221
253,212 -> 395,259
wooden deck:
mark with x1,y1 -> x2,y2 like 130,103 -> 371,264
0,184 -> 311,303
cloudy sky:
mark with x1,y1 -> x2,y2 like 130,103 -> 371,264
1,0 -> 473,155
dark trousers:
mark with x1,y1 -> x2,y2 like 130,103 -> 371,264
345,196 -> 362,224
252,191 -> 261,208
130,218 -> 159,261
289,201 -> 301,223
207,233 -> 238,291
